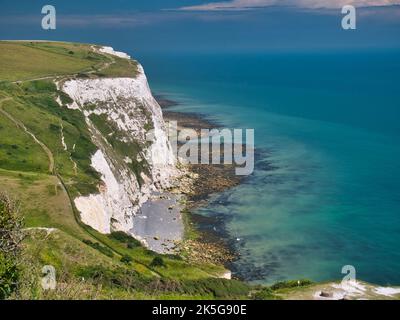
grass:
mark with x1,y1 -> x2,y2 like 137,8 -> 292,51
2,43 -> 398,300
0,110 -> 49,173
98,56 -> 139,78
0,41 -> 254,300
0,42 -> 103,82
16,228 -> 255,300
0,81 -> 101,196
0,167 -> 221,284
0,169 -> 88,240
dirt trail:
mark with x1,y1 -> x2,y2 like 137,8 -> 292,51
1,54 -> 161,277
11,47 -> 116,84
0,97 -> 55,173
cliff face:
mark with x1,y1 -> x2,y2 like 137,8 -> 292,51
60,50 -> 178,234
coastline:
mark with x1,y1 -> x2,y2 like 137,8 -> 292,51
157,95 -> 245,273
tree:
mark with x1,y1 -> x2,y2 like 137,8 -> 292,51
0,192 -> 24,299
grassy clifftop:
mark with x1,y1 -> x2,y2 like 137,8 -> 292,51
0,41 -> 138,81
1,41 -> 399,301
0,42 -> 96,81
0,41 -> 252,300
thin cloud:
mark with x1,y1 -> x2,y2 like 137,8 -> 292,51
60,15 -> 142,27
178,0 -> 400,11
0,13 -> 178,29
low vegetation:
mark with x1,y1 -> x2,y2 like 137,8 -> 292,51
270,279 -> 314,290
0,41 -> 315,300
0,42 -> 102,82
150,256 -> 166,268
0,193 -> 24,299
0,41 -> 251,300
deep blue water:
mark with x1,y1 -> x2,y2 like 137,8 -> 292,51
136,51 -> 400,285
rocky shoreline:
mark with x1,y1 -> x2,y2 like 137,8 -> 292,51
158,96 -> 245,270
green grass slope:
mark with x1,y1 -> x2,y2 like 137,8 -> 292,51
0,42 -> 99,82
2,41 -> 397,301
0,41 -> 251,300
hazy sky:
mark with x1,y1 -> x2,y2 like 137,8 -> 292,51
0,0 -> 399,53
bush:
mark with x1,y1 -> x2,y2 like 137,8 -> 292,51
82,239 -> 93,245
20,80 -> 56,93
270,279 -> 313,290
127,242 -> 137,249
76,265 -> 150,290
120,255 -> 133,265
92,243 -> 114,258
109,231 -> 132,242
57,91 -> 73,105
0,253 -> 19,300
150,256 -> 165,268
253,287 -> 281,300
76,73 -> 89,78
181,278 -> 250,299
109,231 -> 141,249
82,239 -> 114,258
0,193 -> 24,299
49,123 -> 61,131
75,265 -> 251,299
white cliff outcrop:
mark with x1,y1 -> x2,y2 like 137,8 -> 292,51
98,46 -> 131,59
74,149 -> 138,233
60,50 -> 178,234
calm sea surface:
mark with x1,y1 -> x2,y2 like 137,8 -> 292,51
137,51 -> 400,285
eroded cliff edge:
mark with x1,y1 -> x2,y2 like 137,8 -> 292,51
59,47 -> 179,235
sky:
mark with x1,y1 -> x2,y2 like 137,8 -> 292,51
0,0 -> 399,53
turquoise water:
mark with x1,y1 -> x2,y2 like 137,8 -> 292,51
137,51 -> 400,285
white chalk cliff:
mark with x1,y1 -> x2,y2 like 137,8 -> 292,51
60,47 -> 178,234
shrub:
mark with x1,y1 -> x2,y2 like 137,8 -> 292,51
76,73 -> 89,78
82,239 -> 114,258
109,231 -> 132,242
57,91 -> 73,105
0,193 -> 24,299
270,279 -> 313,290
126,242 -> 136,249
109,231 -> 141,249
0,253 -> 19,300
150,256 -> 165,268
75,265 -> 251,299
181,278 -> 250,299
120,255 -> 133,264
76,265 -> 150,290
49,123 -> 61,131
92,243 -> 114,258
253,287 -> 281,300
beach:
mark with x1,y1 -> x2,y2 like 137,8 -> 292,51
130,192 -> 184,254
126,96 -> 243,264
161,97 -> 244,265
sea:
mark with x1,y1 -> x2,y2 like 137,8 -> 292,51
135,50 -> 400,285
